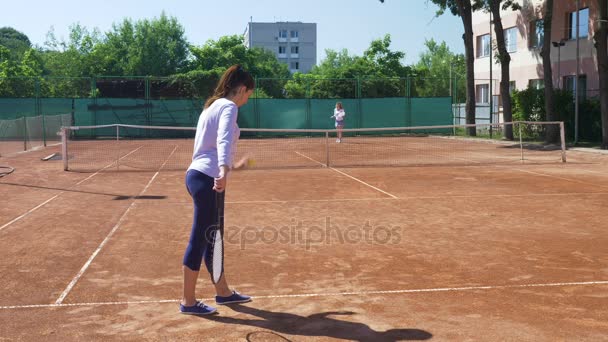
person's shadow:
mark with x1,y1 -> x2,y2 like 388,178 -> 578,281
203,304 -> 432,341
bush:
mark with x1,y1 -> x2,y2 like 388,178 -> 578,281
512,86 -> 601,141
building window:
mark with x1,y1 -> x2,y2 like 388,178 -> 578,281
279,30 -> 288,38
530,20 -> 544,48
528,79 -> 544,90
278,46 -> 286,54
291,46 -> 299,54
564,75 -> 587,100
568,8 -> 589,39
477,34 -> 491,58
290,61 -> 299,70
290,30 -> 298,38
505,27 -> 517,53
476,84 -> 489,103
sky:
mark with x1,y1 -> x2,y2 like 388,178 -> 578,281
1,0 -> 465,66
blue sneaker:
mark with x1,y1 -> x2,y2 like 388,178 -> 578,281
215,290 -> 252,305
179,301 -> 217,315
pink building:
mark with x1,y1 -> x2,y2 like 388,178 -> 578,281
472,0 -> 601,121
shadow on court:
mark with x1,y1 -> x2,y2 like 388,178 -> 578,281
204,304 -> 432,341
0,182 -> 166,200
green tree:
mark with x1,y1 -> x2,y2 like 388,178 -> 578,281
128,13 -> 189,76
285,35 -> 410,98
183,35 -> 289,98
426,0 -> 478,136
413,39 -> 465,98
0,27 -> 32,59
67,13 -> 190,77
42,23 -> 103,76
540,0 -> 559,143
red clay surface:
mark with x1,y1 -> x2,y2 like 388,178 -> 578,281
0,144 -> 607,341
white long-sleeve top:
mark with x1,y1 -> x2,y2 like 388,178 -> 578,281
333,108 -> 346,122
188,98 -> 240,178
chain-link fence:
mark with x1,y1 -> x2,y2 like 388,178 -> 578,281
0,76 -> 454,131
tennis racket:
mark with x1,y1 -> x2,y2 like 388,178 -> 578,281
210,190 -> 225,284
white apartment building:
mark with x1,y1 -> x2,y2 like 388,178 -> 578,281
244,21 -> 317,73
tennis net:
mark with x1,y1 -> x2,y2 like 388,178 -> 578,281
60,121 -> 567,172
0,113 -> 72,157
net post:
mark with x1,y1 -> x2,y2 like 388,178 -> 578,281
116,125 -> 120,171
559,121 -> 567,162
61,127 -> 68,171
518,122 -> 524,162
325,131 -> 330,167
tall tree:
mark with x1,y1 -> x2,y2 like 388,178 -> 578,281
595,0 -> 608,148
477,0 -> 520,140
180,35 -> 290,98
540,0 -> 559,143
0,27 -> 32,59
42,23 -> 103,76
428,0 -> 478,136
101,13 -> 189,76
414,39 -> 465,98
285,35 -> 410,99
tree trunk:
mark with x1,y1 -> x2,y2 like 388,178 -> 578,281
457,0 -> 477,136
595,0 -> 608,149
490,2 -> 514,140
542,0 -> 559,144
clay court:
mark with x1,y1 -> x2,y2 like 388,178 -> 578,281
1,135 -> 608,341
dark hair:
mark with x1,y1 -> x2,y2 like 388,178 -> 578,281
336,102 -> 343,109
204,65 -> 255,109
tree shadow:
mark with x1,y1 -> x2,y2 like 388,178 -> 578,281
202,304 -> 432,342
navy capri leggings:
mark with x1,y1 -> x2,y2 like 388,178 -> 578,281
183,169 -> 224,272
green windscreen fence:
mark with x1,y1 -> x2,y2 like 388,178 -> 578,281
0,97 -> 453,138
1,77 -> 453,139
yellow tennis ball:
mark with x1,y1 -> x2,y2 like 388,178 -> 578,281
247,158 -> 256,167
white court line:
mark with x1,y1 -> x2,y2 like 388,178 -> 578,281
54,146 -> 177,304
508,167 -> 608,190
294,151 -> 398,199
3,280 -> 607,310
0,195 -> 60,232
0,146 -> 143,233
138,191 -> 608,207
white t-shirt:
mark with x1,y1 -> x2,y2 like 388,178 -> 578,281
333,108 -> 346,122
188,98 -> 240,178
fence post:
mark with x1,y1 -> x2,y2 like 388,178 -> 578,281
356,77 -> 362,129
62,127 -> 68,171
254,77 -> 260,129
145,76 -> 151,126
519,122 -> 524,162
325,131 -> 330,167
560,122 -> 567,162
116,125 -> 120,171
406,77 -> 412,127
306,78 -> 311,130
91,77 -> 97,134
36,79 -> 47,146
23,116 -> 27,151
